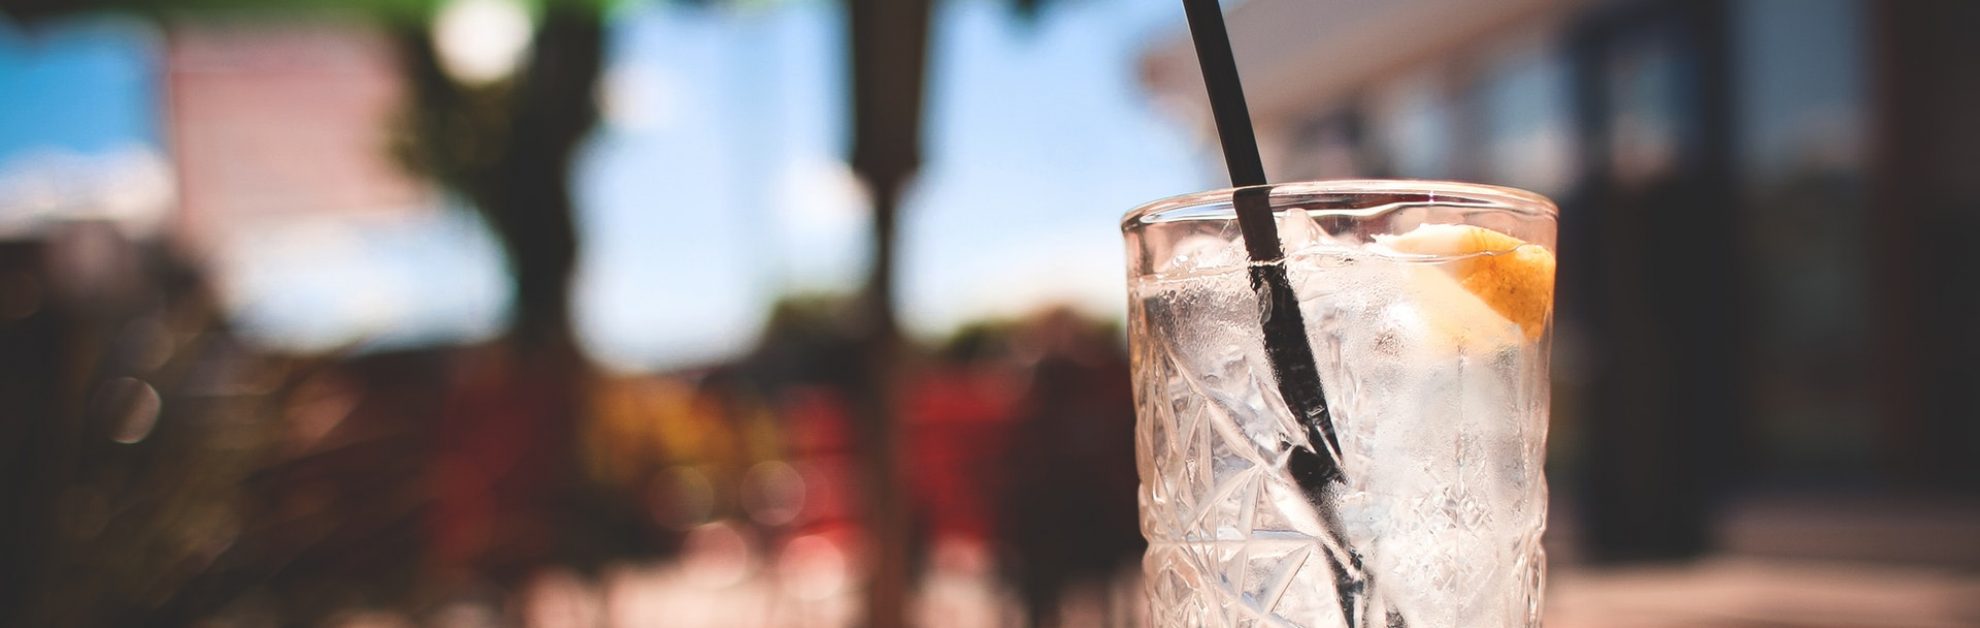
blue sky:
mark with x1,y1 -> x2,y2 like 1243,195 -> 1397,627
0,17 -> 157,155
574,0 -> 1205,368
0,0 -> 1207,370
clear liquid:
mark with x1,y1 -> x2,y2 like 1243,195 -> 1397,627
1130,243 -> 1549,628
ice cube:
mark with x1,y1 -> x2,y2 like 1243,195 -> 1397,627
1161,234 -> 1249,278
1277,206 -> 1323,254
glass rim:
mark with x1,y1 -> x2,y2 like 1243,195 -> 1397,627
1121,179 -> 1559,231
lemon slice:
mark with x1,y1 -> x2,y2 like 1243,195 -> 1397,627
1381,224 -> 1556,341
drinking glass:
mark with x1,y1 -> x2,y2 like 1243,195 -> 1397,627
1124,180 -> 1557,627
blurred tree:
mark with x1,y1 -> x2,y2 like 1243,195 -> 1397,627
380,0 -> 607,599
393,2 -> 601,359
0,0 -> 605,351
1,0 -> 1068,623
0,0 -> 610,619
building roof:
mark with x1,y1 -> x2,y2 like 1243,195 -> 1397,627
1141,0 -> 1583,132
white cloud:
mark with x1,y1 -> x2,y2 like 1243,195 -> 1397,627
599,62 -> 684,133
773,156 -> 871,290
0,144 -> 176,239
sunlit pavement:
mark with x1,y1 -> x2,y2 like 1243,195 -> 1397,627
334,495 -> 1980,627
327,555 -> 1976,628
487,554 -> 1979,628
495,558 -> 1980,626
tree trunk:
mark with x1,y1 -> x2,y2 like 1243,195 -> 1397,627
486,8 -> 599,356
395,5 -> 602,586
397,7 -> 601,358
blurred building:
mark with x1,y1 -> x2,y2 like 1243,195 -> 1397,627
163,20 -> 434,256
161,20 -> 505,351
1143,0 -> 1980,564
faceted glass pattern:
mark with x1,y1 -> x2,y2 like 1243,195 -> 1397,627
1123,182 -> 1554,628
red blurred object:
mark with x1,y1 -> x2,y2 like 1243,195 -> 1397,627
904,364 -> 1024,542
779,386 -> 864,538
429,348 -> 583,582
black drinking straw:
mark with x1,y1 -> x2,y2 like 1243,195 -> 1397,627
1179,2 -> 1397,626
1178,0 -> 1343,481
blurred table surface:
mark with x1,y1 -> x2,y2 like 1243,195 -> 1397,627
1545,557 -> 1980,628
1540,490 -> 1980,627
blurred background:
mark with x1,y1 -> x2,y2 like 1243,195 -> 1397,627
0,0 -> 1975,625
